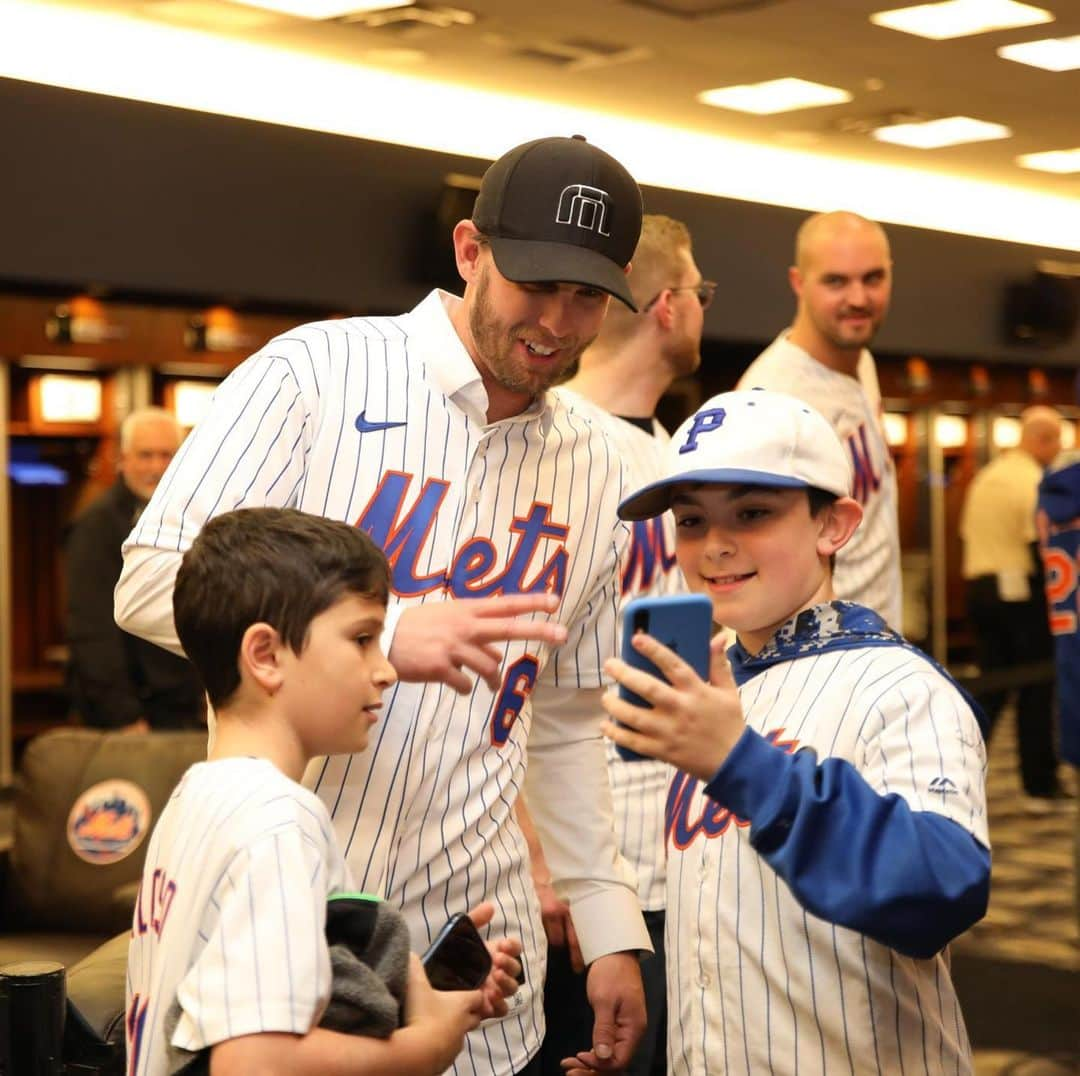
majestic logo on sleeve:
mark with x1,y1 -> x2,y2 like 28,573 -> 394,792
357,471 -> 569,599
665,728 -> 798,850
556,184 -> 611,236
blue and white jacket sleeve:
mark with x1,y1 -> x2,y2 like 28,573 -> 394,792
705,704 -> 990,960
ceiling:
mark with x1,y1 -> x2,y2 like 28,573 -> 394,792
26,0 -> 1080,201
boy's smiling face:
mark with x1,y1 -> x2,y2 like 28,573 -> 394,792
671,483 -> 860,654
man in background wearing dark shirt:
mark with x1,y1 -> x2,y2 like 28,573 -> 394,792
65,407 -> 203,732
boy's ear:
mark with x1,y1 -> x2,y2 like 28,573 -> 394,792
817,496 -> 863,557
239,622 -> 286,696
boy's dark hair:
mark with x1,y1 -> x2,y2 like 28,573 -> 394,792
173,507 -> 391,709
806,486 -> 838,517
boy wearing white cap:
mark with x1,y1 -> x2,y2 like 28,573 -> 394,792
574,390 -> 990,1076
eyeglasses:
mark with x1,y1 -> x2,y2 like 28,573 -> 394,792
641,280 -> 717,314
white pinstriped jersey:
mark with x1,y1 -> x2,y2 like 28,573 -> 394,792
557,389 -> 684,911
665,643 -> 988,1076
738,334 -> 903,631
124,290 -> 645,1075
126,758 -> 349,1076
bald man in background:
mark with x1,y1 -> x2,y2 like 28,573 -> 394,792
962,406 -> 1065,808
737,210 -> 902,631
66,407 -> 204,732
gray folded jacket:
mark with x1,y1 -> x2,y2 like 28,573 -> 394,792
319,892 -> 411,1038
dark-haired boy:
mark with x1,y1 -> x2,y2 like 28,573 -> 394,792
575,390 -> 990,1075
126,507 -> 520,1076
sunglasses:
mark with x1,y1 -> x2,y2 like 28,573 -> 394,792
641,280 -> 717,314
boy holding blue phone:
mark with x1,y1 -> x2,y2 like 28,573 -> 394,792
575,390 -> 990,1076
126,507 -> 521,1076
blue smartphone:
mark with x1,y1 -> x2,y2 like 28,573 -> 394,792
616,594 -> 714,762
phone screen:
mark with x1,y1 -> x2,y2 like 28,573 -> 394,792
421,913 -> 492,991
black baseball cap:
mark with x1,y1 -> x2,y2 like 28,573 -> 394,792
472,135 -> 643,311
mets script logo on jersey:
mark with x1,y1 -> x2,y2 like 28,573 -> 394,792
665,728 -> 799,850
357,471 -> 569,598
847,423 -> 882,505
66,779 -> 151,865
556,184 -> 611,236
622,518 -> 677,594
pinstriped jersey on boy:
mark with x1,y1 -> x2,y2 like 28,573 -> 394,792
665,643 -> 987,1076
558,388 -> 684,911
125,290 -> 645,1075
126,758 -> 348,1076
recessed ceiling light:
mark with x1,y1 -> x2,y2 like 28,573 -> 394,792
998,34 -> 1080,71
1017,148 -> 1080,173
872,115 -> 1012,148
870,0 -> 1052,40
225,0 -> 407,17
697,77 -> 851,115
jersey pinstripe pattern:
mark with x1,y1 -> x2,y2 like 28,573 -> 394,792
558,389 -> 684,910
128,291 -> 632,1075
126,758 -> 348,1076
737,335 -> 902,631
665,644 -> 987,1076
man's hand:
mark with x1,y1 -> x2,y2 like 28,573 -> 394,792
118,718 -> 151,735
537,883 -> 584,972
390,594 -> 568,694
560,951 -> 646,1071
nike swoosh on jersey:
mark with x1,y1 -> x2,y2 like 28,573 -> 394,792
355,411 -> 407,433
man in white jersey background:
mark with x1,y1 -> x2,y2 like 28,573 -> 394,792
116,135 -> 651,1075
592,390 -> 989,1076
529,214 -> 707,1075
737,210 -> 903,631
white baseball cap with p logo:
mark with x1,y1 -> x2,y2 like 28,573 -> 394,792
617,389 -> 854,520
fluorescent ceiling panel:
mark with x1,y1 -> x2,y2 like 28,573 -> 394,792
226,0 -> 405,16
1,0 -> 1078,251
934,414 -> 968,449
998,34 -> 1080,71
1017,148 -> 1080,174
870,0 -> 1053,39
991,415 -> 1021,449
872,115 -> 1011,148
697,77 -> 852,115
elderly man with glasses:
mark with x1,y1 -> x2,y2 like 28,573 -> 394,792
521,213 -> 711,1076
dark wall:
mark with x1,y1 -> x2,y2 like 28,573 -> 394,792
1,75 -> 1076,364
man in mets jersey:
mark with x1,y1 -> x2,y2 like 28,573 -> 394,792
737,211 -> 902,631
116,135 -> 651,1075
590,390 -> 988,1076
534,214 -> 708,1075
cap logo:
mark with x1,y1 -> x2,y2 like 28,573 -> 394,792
555,184 -> 611,236
679,408 -> 727,455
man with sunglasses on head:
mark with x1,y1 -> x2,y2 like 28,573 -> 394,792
524,214 -> 711,1075
737,210 -> 902,631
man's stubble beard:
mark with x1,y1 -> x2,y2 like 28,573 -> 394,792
469,266 -> 593,397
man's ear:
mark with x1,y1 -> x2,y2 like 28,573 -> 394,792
817,496 -> 863,557
788,264 -> 805,300
239,622 -> 286,696
452,220 -> 485,285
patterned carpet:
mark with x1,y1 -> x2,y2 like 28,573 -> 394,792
952,706 -> 1080,1073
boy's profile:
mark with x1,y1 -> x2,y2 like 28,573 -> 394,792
579,390 -> 990,1075
126,507 -> 520,1076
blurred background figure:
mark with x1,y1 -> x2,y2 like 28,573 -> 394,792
736,211 -> 902,632
962,405 -> 1063,809
64,407 -> 204,732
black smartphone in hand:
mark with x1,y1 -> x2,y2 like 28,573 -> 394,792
421,912 -> 493,991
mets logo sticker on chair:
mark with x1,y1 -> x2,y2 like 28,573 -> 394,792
66,779 -> 152,865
